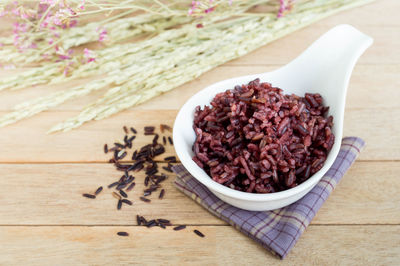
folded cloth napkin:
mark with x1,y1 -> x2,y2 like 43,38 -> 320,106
173,137 -> 364,259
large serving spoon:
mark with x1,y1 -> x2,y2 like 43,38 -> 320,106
173,24 -> 373,211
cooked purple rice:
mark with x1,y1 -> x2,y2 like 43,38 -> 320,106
168,136 -> 173,145
104,144 -> 108,154
94,186 -> 103,195
173,225 -> 186,231
162,166 -> 173,173
163,136 -> 167,145
130,127 -> 137,134
123,126 -> 128,134
193,229 -> 205,237
119,190 -> 128,198
117,199 -> 122,210
159,189 -> 165,199
140,196 -> 151,203
112,192 -> 121,200
122,199 -> 132,205
126,182 -> 136,191
117,231 -> 129,236
82,193 -> 96,199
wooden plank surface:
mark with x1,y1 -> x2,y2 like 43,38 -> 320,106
0,226 -> 399,265
0,0 -> 399,264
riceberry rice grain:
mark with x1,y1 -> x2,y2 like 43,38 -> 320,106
122,199 -> 132,205
168,136 -> 173,145
82,193 -> 96,199
119,190 -> 128,198
140,197 -> 151,203
108,181 -> 119,189
126,182 -> 136,191
104,144 -> 108,154
130,127 -> 137,134
117,232 -> 129,236
136,215 -> 141,225
162,166 -> 173,173
193,229 -> 205,237
163,136 -> 167,145
159,189 -> 165,199
117,199 -> 122,210
95,186 -> 103,195
173,225 -> 186,231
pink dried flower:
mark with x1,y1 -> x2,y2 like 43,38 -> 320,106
40,0 -> 56,7
83,48 -> 96,63
204,7 -> 214,14
97,27 -> 108,42
78,0 -> 86,10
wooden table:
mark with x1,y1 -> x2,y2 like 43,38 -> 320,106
0,0 -> 399,264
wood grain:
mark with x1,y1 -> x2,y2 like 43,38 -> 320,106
0,225 -> 399,265
0,162 -> 398,225
0,0 -> 399,263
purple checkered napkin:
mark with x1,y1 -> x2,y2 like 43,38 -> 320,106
173,137 -> 364,259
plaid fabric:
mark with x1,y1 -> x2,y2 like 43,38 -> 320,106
173,137 -> 364,259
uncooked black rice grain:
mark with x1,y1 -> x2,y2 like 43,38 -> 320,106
136,215 -> 141,225
122,199 -> 132,205
104,144 -> 108,154
108,181 -> 119,189
117,232 -> 129,236
159,189 -> 165,199
168,136 -> 173,145
164,156 -> 176,162
82,193 -> 96,199
163,136 -> 167,145
140,197 -> 151,203
117,199 -> 122,210
162,166 -> 173,173
144,126 -> 155,133
94,186 -> 103,195
126,182 -> 136,191
119,190 -> 128,198
130,127 -> 137,134
157,218 -> 170,224
173,225 -> 186,231
193,229 -> 205,237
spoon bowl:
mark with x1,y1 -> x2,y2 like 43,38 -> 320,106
173,24 -> 373,211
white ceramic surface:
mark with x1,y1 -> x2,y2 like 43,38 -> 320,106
173,24 -> 373,211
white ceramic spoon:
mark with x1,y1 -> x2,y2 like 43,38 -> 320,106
173,24 -> 373,211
